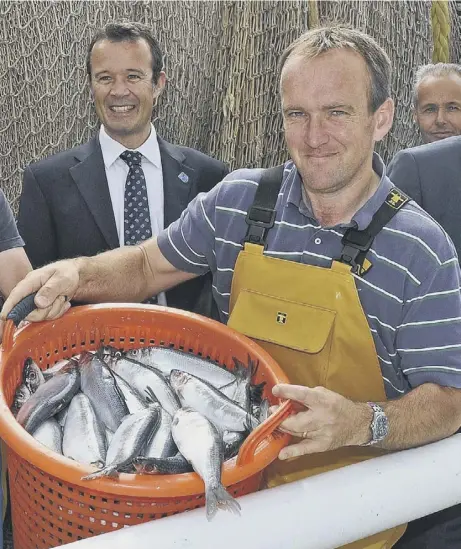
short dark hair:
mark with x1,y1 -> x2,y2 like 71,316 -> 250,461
279,25 -> 392,113
86,21 -> 163,84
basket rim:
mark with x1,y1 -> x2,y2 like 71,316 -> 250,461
0,304 -> 290,497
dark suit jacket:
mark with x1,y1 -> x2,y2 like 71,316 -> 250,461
387,135 -> 461,259
18,135 -> 228,314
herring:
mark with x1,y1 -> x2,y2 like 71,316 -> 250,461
170,370 -> 259,432
80,352 -> 129,432
11,384 -> 31,416
171,408 -> 241,521
82,404 -> 161,480
124,347 -> 236,389
144,387 -> 176,458
63,393 -> 107,467
133,454 -> 192,475
23,358 -> 45,394
32,417 -> 63,454
17,362 -> 80,433
112,370 -> 147,414
43,357 -> 80,380
104,353 -> 180,417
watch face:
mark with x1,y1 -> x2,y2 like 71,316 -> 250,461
375,415 -> 389,440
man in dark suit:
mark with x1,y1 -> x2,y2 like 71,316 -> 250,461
387,136 -> 461,260
18,21 -> 228,314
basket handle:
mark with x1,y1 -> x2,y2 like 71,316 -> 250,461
3,292 -> 38,353
236,399 -> 294,467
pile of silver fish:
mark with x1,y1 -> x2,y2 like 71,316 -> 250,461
12,347 -> 270,520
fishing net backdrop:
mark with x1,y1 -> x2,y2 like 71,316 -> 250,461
1,0 -> 460,213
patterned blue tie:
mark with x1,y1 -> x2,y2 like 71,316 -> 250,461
120,150 -> 157,305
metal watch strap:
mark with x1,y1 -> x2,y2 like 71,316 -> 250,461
362,401 -> 389,446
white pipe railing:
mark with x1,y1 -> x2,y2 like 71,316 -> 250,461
63,434 -> 461,549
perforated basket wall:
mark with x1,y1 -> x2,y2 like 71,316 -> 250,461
0,304 -> 290,547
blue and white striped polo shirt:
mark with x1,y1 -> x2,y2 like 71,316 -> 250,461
158,153 -> 461,398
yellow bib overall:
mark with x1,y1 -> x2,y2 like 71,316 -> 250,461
228,243 -> 406,548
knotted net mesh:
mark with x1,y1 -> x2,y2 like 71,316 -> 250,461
0,0 -> 459,212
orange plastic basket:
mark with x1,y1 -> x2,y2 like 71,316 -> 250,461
0,304 -> 292,548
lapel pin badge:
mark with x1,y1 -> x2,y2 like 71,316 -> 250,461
178,172 -> 189,184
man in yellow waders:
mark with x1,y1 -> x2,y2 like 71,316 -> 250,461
5,26 -> 461,549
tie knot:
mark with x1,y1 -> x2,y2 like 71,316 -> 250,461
120,150 -> 143,168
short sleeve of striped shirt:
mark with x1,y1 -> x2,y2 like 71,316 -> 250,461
158,184 -> 221,276
395,218 -> 461,390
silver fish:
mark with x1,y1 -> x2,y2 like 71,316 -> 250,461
63,393 -> 106,467
170,370 -> 259,432
112,371 -> 146,414
43,357 -> 79,380
55,407 -> 68,428
105,428 -> 114,446
258,398 -> 270,422
133,454 -> 192,475
104,354 -> 180,417
32,417 -> 63,454
172,408 -> 241,521
124,347 -> 236,389
144,391 -> 176,458
219,364 -> 252,410
229,357 -> 255,412
82,405 -> 161,480
80,352 -> 129,432
219,378 -> 239,401
17,362 -> 80,434
11,384 -> 31,416
23,358 -> 45,394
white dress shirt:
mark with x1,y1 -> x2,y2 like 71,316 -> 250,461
99,124 -> 167,305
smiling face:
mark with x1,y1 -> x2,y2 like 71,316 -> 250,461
89,38 -> 165,148
414,73 -> 461,143
281,48 -> 393,197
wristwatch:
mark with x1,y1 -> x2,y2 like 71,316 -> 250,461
363,402 -> 389,446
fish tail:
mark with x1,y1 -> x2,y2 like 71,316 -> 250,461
231,357 -> 247,380
247,354 -> 259,379
144,385 -> 158,404
205,484 -> 241,521
81,465 -> 117,481
258,398 -> 271,422
244,411 -> 260,432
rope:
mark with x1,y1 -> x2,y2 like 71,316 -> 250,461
431,0 -> 451,62
308,0 -> 319,29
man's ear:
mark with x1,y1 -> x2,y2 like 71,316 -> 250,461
373,98 -> 394,142
153,71 -> 166,100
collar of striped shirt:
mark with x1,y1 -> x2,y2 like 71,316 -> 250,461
287,152 -> 393,231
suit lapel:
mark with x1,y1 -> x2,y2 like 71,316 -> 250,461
69,137 -> 119,249
158,137 -> 197,228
